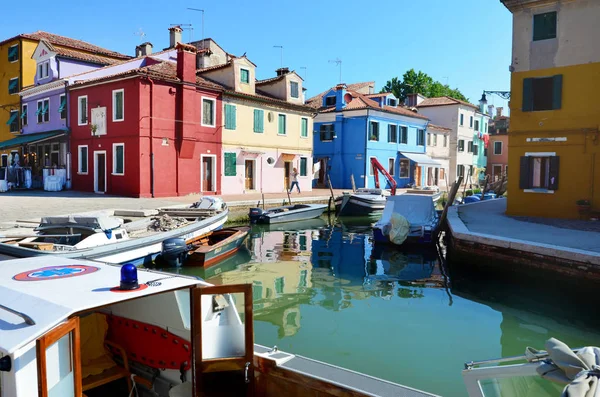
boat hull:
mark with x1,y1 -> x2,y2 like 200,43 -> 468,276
335,195 -> 386,216
372,227 -> 437,245
252,205 -> 327,224
187,227 -> 249,268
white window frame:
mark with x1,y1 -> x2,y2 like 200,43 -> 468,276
493,141 -> 503,155
36,98 -> 50,124
78,95 -> 88,126
443,135 -> 448,147
290,81 -> 299,98
299,156 -> 308,177
300,117 -> 308,139
200,154 -> 217,192
112,143 -> 125,176
278,113 -> 287,136
458,139 -> 465,152
78,145 -> 88,174
523,152 -> 556,193
8,110 -> 18,132
38,61 -> 49,79
467,141 -> 473,153
112,89 -> 124,122
8,44 -> 18,63
240,68 -> 250,84
22,103 -> 28,126
201,97 -> 216,127
459,114 -> 464,126
399,125 -> 408,144
369,121 -> 379,141
388,158 -> 395,176
59,94 -> 66,120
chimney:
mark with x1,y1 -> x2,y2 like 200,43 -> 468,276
169,26 -> 183,48
176,43 -> 197,83
487,105 -> 495,118
276,67 -> 290,76
135,42 -> 153,57
496,107 -> 504,118
335,83 -> 347,111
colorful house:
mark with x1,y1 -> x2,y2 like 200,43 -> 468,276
487,107 -> 509,181
502,0 -> 600,218
426,124 -> 452,189
308,83 -> 434,190
69,43 -> 223,197
194,39 -> 314,195
0,31 -> 129,167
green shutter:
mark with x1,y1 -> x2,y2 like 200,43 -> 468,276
5,111 -> 17,125
300,158 -> 307,176
278,114 -> 286,134
552,74 -> 563,110
253,109 -> 264,133
225,104 -> 236,130
8,46 -> 18,59
58,96 -> 67,112
20,107 -> 27,118
301,118 -> 308,137
522,78 -> 534,112
115,145 -> 124,174
224,152 -> 237,176
519,156 -> 531,189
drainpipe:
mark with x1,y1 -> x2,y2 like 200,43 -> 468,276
146,77 -> 155,198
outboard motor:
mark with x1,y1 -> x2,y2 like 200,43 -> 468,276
249,208 -> 264,223
161,238 -> 188,267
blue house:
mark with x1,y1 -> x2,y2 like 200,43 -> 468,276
308,83 -> 439,189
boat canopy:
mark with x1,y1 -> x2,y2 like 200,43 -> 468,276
0,256 -> 202,355
378,195 -> 436,226
399,152 -> 442,166
36,215 -> 124,232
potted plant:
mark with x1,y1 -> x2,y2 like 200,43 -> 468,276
90,124 -> 98,136
576,199 -> 591,213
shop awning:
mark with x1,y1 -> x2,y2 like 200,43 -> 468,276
0,130 -> 67,150
281,153 -> 296,161
399,152 -> 442,166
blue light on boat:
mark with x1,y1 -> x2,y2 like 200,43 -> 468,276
120,263 -> 140,290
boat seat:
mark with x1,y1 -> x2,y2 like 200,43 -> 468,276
80,313 -> 133,393
281,208 -> 289,212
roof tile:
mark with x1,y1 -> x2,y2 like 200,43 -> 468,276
417,96 -> 478,110
23,31 -> 129,59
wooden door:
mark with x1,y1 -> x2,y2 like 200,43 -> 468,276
202,157 -> 213,192
192,284 -> 254,396
415,166 -> 421,187
95,152 -> 106,193
284,161 -> 291,190
318,159 -> 326,186
245,160 -> 254,190
36,317 -> 82,397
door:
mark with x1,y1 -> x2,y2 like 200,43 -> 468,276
492,165 -> 502,181
94,151 -> 106,193
318,159 -> 327,187
415,166 -> 421,187
36,317 -> 82,397
245,160 -> 254,190
284,161 -> 292,190
201,156 -> 214,192
191,284 -> 254,396
434,167 -> 439,186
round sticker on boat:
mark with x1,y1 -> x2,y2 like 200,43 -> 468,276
13,265 -> 99,281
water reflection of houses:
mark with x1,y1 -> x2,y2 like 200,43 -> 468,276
248,228 -> 315,263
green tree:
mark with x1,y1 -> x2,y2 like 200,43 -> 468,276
381,69 -> 469,103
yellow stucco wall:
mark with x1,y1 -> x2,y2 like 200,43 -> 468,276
507,62 -> 600,218
0,38 -> 38,155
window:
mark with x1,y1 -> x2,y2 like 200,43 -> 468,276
112,143 -> 124,175
290,81 -> 299,98
369,157 -> 377,176
388,125 -> 397,143
443,135 -> 447,147
301,118 -> 308,138
1,154 -> 7,167
78,96 -> 88,125
8,77 -> 18,95
457,164 -> 465,177
253,109 -> 264,133
494,141 -> 502,155
224,104 -> 236,130
417,129 -> 425,146
458,139 -> 465,152
533,11 -> 557,41
460,114 -> 464,126
427,133 -> 431,146
300,157 -> 307,176
7,110 -> 19,132
388,98 -> 397,106
440,168 -> 445,180
433,134 -> 438,146
240,68 -> 250,84
474,120 -> 480,131
320,124 -> 334,141
469,116 -> 473,128
38,61 -> 49,79
58,94 -> 67,120
388,158 -> 395,176
8,44 -> 18,62
369,121 -> 379,141
467,141 -> 473,153
78,145 -> 88,174
224,152 -> 237,176
325,96 -> 336,107
21,104 -> 27,126
400,126 -> 408,144
37,98 -> 50,123
473,144 -> 479,155
520,155 -> 559,191
112,89 -> 124,121
399,159 -> 409,178
523,75 -> 562,112
278,114 -> 286,135
202,97 -> 215,127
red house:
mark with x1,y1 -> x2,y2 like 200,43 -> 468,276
69,44 -> 223,197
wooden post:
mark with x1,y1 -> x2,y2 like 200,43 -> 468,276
286,189 -> 292,205
327,173 -> 335,200
350,174 -> 356,192
435,175 -> 463,241
262,193 -> 265,209
461,167 -> 472,200
480,174 -> 490,200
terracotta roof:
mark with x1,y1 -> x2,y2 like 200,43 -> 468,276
54,47 -> 123,65
306,81 -> 375,108
197,62 -> 232,73
19,31 -> 130,59
428,123 -> 452,133
255,74 -> 286,85
417,96 -> 478,110
224,88 -> 315,114
319,91 -> 428,120
365,92 -> 391,98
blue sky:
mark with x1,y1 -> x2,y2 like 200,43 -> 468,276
3,0 -> 512,112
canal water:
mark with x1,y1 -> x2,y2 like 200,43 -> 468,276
166,217 -> 600,397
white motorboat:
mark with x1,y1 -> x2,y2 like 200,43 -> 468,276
335,188 -> 390,216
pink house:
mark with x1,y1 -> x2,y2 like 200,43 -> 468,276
487,113 -> 509,181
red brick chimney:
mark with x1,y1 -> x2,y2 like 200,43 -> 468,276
176,43 -> 197,84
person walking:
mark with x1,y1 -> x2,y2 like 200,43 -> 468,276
289,167 -> 300,193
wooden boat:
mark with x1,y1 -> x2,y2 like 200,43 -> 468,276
186,227 -> 250,267
0,255 -> 438,397
335,188 -> 390,216
249,204 -> 327,224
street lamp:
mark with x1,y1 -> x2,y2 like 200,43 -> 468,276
479,90 -> 511,109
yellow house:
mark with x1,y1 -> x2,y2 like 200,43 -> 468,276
194,39 -> 314,195
502,0 -> 600,218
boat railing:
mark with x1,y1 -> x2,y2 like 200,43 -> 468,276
0,304 -> 35,325
464,346 -> 583,369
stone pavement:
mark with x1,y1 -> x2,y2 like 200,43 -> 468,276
452,198 -> 600,255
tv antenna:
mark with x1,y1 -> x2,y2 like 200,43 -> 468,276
170,23 -> 194,42
300,66 -> 307,80
329,58 -> 342,83
273,45 -> 283,68
187,8 -> 205,47
134,28 -> 146,42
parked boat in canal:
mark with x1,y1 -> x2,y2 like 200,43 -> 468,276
0,197 -> 228,266
0,255 -> 439,397
373,194 -> 440,246
249,203 -> 328,224
186,226 -> 250,267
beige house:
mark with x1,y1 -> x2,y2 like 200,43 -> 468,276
426,124 -> 452,189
